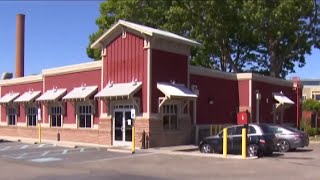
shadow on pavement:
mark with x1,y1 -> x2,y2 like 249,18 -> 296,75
0,139 -> 12,143
288,148 -> 313,153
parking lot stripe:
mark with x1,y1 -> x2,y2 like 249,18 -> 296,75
16,153 -> 27,159
62,150 -> 68,154
73,152 -> 158,165
20,145 -> 29,149
0,146 -> 10,151
38,144 -> 46,148
30,157 -> 62,163
41,151 -> 50,156
80,148 -> 84,152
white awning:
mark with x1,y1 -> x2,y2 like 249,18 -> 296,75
273,93 -> 294,108
14,91 -> 41,103
62,85 -> 98,101
157,82 -> 197,99
95,82 -> 142,100
0,92 -> 20,104
36,88 -> 67,102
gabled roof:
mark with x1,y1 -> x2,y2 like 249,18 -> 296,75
91,20 -> 200,49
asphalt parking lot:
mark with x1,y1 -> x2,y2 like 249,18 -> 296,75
0,140 -> 150,166
0,140 -> 320,180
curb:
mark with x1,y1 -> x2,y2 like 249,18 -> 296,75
310,141 -> 320,144
107,148 -> 133,153
156,150 -> 258,160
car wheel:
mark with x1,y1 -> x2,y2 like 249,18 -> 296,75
200,144 -> 213,153
278,140 -> 290,152
247,144 -> 259,157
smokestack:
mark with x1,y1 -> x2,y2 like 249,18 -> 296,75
15,14 -> 25,78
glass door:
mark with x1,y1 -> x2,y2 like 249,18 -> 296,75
113,110 -> 133,146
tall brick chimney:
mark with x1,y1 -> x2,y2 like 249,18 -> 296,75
15,14 -> 25,78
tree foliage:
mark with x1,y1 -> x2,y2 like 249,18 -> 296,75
87,0 -> 320,78
303,99 -> 320,112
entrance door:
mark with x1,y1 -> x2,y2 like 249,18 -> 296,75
113,110 -> 133,146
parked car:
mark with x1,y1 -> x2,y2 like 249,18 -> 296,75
199,124 -> 275,157
268,124 -> 309,152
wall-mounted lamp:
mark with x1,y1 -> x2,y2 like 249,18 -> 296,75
256,90 -> 261,100
208,97 -> 214,105
255,90 -> 261,123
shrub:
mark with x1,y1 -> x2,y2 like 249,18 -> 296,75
306,128 -> 318,136
300,117 -> 311,131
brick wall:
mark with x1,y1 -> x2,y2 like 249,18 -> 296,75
0,116 -> 193,148
148,116 -> 193,147
0,118 -> 113,146
98,117 -> 112,145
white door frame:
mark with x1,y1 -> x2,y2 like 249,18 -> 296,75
113,109 -> 132,146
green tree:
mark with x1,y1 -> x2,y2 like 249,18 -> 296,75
242,0 -> 320,78
303,99 -> 320,112
87,0 -> 320,78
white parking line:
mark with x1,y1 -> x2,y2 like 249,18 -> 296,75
62,150 -> 68,154
80,148 -> 84,152
16,153 -> 27,159
0,146 -> 10,151
73,152 -> 158,165
20,145 -> 29,149
41,151 -> 50,156
38,144 -> 46,148
31,157 -> 62,163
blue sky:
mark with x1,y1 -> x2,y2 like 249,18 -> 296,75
0,1 -> 319,79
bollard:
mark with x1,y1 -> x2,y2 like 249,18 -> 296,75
57,130 -> 60,141
141,130 -> 146,149
38,121 -> 42,144
242,128 -> 247,158
223,128 -> 227,158
132,126 -> 135,154
146,134 -> 149,149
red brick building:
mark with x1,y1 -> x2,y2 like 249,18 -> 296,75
0,20 -> 299,147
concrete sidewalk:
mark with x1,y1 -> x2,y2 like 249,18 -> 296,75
0,136 -> 257,159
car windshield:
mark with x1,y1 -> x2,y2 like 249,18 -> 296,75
259,124 -> 273,133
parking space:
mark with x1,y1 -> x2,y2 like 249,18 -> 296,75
0,141 -> 151,165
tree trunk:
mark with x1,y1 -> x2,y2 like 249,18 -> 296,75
268,37 -> 281,77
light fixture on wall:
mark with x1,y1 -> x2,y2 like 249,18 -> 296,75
256,90 -> 261,124
208,97 -> 214,105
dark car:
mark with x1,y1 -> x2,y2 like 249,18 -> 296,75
269,124 -> 309,152
199,124 -> 275,157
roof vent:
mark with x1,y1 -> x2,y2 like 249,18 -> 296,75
1,72 -> 13,80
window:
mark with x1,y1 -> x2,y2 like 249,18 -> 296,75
248,126 -> 256,134
162,104 -> 178,130
234,127 -> 243,135
8,107 -> 17,125
78,105 -> 93,128
50,106 -> 62,127
312,93 -> 320,101
227,127 -> 236,136
27,106 -> 37,126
